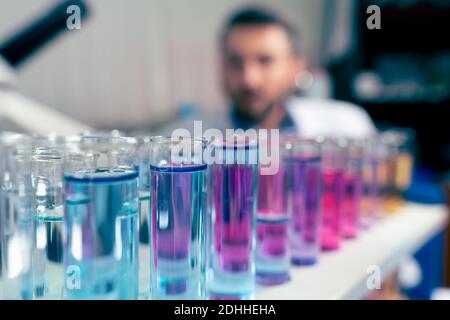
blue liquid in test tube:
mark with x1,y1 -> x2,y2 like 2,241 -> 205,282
0,134 -> 33,300
137,137 -> 152,299
31,148 -> 65,299
64,168 -> 139,300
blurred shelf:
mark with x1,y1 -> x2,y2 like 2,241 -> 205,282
356,101 -> 450,107
255,203 -> 449,300
361,5 -> 450,55
332,1 -> 450,172
361,102 -> 450,127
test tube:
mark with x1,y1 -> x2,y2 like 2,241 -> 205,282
392,130 -> 414,194
380,129 -> 415,214
255,138 -> 290,285
208,135 -> 258,300
360,136 -> 382,228
149,136 -> 207,300
136,136 -> 151,299
319,138 -> 345,251
285,138 -> 322,265
63,136 -> 139,300
341,139 -> 363,239
31,146 -> 65,299
0,133 -> 33,300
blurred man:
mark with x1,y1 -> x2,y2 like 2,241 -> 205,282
221,6 -> 376,138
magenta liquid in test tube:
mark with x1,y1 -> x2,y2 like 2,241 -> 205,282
255,142 -> 290,285
285,138 -> 322,266
319,138 -> 345,251
208,136 -> 257,300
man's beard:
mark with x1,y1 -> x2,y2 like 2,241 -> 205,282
233,99 -> 276,126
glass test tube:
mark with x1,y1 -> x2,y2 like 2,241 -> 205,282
255,139 -> 290,285
360,136 -> 383,228
341,139 -> 363,239
208,135 -> 258,300
63,136 -> 139,300
149,136 -> 207,300
380,129 -> 415,214
0,133 -> 33,300
285,138 -> 322,265
135,137 -> 151,299
319,138 -> 345,251
31,146 -> 65,299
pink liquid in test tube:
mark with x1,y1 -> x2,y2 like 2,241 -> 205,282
321,169 -> 344,251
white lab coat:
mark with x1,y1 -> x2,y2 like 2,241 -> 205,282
286,97 -> 377,139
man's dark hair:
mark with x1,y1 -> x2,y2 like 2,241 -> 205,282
221,6 -> 302,56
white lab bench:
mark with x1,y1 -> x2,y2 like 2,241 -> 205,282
255,203 -> 449,300
1,203 -> 447,300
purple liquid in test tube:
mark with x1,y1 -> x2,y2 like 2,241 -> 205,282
213,165 -> 254,272
369,158 -> 380,220
343,171 -> 363,239
149,137 -> 207,300
342,141 -> 364,239
208,139 -> 257,300
151,164 -> 206,298
284,137 -> 322,266
256,163 -> 290,285
289,156 -> 321,265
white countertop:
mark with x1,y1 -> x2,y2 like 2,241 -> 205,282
255,203 -> 449,300
2,203 -> 447,300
